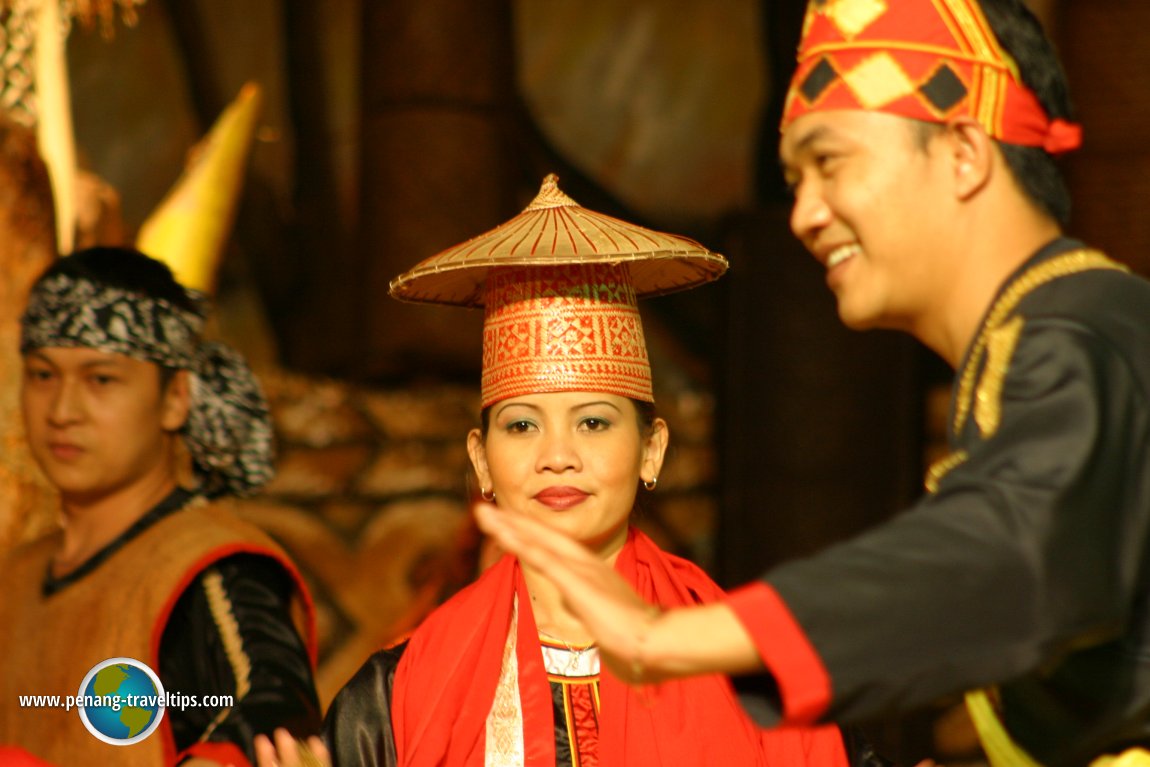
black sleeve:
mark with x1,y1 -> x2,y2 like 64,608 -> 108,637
762,322 -> 1148,723
839,726 -> 895,767
160,553 -> 322,764
322,643 -> 407,767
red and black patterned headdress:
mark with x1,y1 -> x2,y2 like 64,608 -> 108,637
782,0 -> 1081,153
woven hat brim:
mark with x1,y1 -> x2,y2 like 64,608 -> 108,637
389,181 -> 727,307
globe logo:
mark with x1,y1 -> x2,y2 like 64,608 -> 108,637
76,657 -> 166,746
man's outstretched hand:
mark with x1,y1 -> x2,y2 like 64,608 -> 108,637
474,502 -> 762,683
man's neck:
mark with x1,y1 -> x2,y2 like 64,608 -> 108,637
54,473 -> 181,578
914,202 -> 1063,369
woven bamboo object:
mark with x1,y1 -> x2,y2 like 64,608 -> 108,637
389,173 -> 727,306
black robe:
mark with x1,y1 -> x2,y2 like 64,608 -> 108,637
732,239 -> 1150,765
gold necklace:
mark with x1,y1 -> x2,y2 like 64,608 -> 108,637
537,628 -> 596,675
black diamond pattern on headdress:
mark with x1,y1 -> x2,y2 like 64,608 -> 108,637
801,57 -> 838,103
920,63 -> 967,113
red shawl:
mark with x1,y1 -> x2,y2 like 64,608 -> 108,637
0,747 -> 54,766
392,527 -> 847,766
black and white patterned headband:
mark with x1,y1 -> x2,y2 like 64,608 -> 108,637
20,273 -> 275,498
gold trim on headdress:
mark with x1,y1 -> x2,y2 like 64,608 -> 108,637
480,262 -> 653,407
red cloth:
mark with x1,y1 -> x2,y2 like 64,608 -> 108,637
565,682 -> 600,766
392,527 -> 848,766
781,0 -> 1082,153
176,740 -> 252,766
0,746 -> 56,766
727,581 -> 833,724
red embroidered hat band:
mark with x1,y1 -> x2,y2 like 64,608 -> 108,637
781,0 -> 1082,154
481,263 -> 651,407
389,174 -> 727,408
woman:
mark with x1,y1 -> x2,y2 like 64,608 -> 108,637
257,177 -> 863,766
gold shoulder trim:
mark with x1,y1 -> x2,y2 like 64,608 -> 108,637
975,314 -> 1024,438
953,250 -> 1126,437
924,450 -> 968,494
199,568 -> 252,740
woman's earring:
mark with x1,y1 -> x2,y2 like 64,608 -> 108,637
642,476 -> 657,492
480,487 -> 496,502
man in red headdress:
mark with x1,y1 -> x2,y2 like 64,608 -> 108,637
476,1 -> 1150,765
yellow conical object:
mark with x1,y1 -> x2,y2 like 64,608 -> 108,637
137,81 -> 263,293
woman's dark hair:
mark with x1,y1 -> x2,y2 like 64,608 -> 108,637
978,0 -> 1075,226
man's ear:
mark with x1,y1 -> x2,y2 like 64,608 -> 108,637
946,117 -> 995,200
160,369 -> 192,432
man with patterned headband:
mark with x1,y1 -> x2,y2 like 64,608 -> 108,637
474,2 -> 1150,766
0,246 -> 321,766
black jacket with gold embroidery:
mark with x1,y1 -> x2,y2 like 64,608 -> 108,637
727,238 -> 1150,765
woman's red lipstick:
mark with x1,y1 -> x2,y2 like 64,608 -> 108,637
534,486 -> 588,510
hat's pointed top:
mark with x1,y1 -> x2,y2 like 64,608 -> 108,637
389,174 -> 727,307
523,173 -> 579,211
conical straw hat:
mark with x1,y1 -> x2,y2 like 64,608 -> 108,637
389,173 -> 727,307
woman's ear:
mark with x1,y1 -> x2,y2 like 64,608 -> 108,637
160,369 -> 192,432
467,428 -> 493,492
640,417 -> 670,486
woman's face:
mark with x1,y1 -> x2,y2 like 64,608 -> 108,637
468,391 -> 667,561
